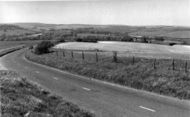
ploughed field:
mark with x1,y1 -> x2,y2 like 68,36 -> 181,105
55,41 -> 190,60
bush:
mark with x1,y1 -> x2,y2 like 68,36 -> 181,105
75,36 -> 98,43
75,38 -> 83,42
121,36 -> 133,42
56,39 -> 65,43
34,41 -> 54,55
155,36 -> 165,41
141,36 -> 149,43
121,34 -> 133,42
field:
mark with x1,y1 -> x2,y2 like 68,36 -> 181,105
0,29 -> 35,36
0,70 -> 94,117
55,42 -> 190,60
0,24 -> 36,36
130,29 -> 190,38
0,40 -> 41,50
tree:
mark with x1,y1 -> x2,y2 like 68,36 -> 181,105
34,41 -> 54,55
141,36 -> 149,43
75,38 -> 83,42
121,34 -> 133,42
155,36 -> 164,41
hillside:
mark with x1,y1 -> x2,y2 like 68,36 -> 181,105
15,23 -> 106,30
0,24 -> 41,41
0,24 -> 36,36
1,23 -> 190,43
15,23 -> 190,38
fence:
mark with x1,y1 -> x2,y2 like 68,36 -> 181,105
52,49 -> 190,73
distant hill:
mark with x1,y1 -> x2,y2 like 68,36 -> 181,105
15,23 -> 58,31
14,23 -> 190,38
1,23 -> 189,42
15,23 -> 105,30
96,25 -> 190,38
0,24 -> 24,31
0,24 -> 36,36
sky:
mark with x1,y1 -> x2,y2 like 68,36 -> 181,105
0,0 -> 190,26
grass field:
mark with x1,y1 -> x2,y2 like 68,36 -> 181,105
130,29 -> 190,38
0,24 -> 36,37
55,42 -> 190,60
0,70 -> 94,117
0,29 -> 34,36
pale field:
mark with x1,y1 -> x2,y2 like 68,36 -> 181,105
55,41 -> 190,59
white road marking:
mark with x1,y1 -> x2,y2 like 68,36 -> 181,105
53,77 -> 58,80
139,106 -> 156,112
82,87 -> 91,91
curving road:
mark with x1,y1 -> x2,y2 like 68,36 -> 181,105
1,49 -> 190,117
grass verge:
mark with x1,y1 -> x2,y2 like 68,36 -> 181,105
0,46 -> 25,57
0,70 -> 94,117
25,50 -> 190,100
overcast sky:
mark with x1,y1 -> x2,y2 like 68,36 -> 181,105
0,0 -> 190,26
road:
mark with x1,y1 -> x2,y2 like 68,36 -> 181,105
1,49 -> 190,117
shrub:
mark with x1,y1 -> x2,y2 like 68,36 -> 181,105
75,36 -> 98,43
34,41 -> 54,55
56,39 -> 65,43
121,35 -> 133,42
75,38 -> 83,42
155,36 -> 165,41
141,36 -> 149,43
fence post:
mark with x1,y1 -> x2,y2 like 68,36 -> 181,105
132,56 -> 135,65
154,59 -> 156,69
113,51 -> 117,62
172,59 -> 175,70
95,51 -> 98,62
82,51 -> 85,60
71,50 -> 74,58
185,61 -> 188,73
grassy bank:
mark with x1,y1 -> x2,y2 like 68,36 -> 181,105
25,50 -> 190,100
0,70 -> 94,117
0,46 -> 25,57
